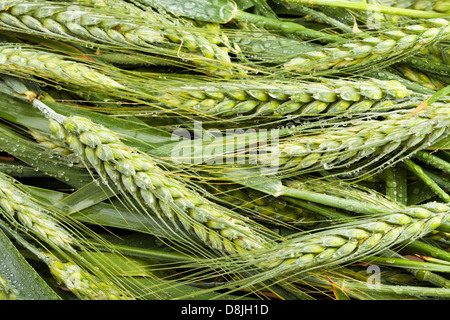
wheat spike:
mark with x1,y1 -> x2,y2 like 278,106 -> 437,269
0,171 -> 76,252
265,101 -> 450,174
0,1 -> 238,75
284,19 -> 450,74
46,114 -> 270,255
48,258 -> 131,300
256,202 -> 450,272
0,45 -> 124,90
380,0 -> 449,13
30,129 -> 79,157
394,64 -> 447,91
156,78 -> 416,118
77,0 -> 235,53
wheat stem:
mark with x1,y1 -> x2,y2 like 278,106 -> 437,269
361,255 -> 450,273
278,2 -> 354,34
278,0 -> 449,18
403,159 -> 450,202
233,10 -> 345,43
384,250 -> 450,289
282,186 -> 391,215
405,240 -> 450,263
341,281 -> 450,298
415,151 -> 450,175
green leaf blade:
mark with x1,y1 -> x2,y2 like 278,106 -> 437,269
0,227 -> 61,300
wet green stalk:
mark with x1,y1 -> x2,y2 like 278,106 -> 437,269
415,151 -> 450,175
234,10 -> 345,43
403,159 -> 450,202
278,0 -> 449,18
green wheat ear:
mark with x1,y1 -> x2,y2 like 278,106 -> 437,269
154,77 -> 416,119
254,201 -> 450,273
46,113 -> 273,255
48,257 -> 131,300
0,45 -> 125,91
0,170 -> 134,300
0,171 -> 76,253
384,0 -> 449,13
0,1 -> 241,76
77,0 -> 235,52
283,19 -> 450,74
266,100 -> 450,176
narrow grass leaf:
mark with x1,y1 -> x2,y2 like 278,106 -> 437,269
0,225 -> 61,300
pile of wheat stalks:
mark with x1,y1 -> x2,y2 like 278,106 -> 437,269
0,0 -> 448,301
